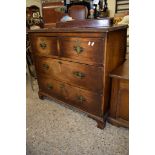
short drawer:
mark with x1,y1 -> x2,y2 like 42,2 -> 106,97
38,76 -> 102,117
59,37 -> 104,65
32,36 -> 58,56
35,57 -> 103,93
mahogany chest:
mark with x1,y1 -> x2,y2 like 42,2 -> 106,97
28,25 -> 127,129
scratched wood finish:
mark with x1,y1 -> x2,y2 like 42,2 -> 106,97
35,57 -> 103,93
32,36 -> 58,56
38,76 -> 102,117
31,34 -> 105,65
59,37 -> 104,65
42,2 -> 65,27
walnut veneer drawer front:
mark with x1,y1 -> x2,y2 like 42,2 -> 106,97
38,76 -> 102,117
32,36 -> 58,56
59,37 -> 104,65
36,57 -> 103,93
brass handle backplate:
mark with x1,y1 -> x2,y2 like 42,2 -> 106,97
42,64 -> 49,70
76,95 -> 86,103
73,40 -> 84,54
73,71 -> 85,79
40,41 -> 47,49
47,84 -> 53,90
58,61 -> 62,64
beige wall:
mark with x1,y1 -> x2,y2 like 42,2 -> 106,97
26,0 -> 42,15
26,0 -> 61,7
26,0 -> 61,16
26,0 -> 42,8
108,0 -> 116,17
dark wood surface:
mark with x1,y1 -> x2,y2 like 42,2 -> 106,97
28,25 -> 127,129
28,24 -> 128,33
38,76 -> 102,117
101,28 -> 127,115
68,5 -> 88,20
35,57 -> 103,93
42,2 -> 66,27
56,18 -> 113,28
110,59 -> 129,80
108,60 -> 129,128
32,36 -> 58,56
59,37 -> 104,65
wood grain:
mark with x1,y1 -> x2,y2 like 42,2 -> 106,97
38,76 -> 102,117
59,37 -> 104,65
35,57 -> 103,93
28,25 -> 128,129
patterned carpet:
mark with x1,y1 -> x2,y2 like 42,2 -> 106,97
26,79 -> 129,155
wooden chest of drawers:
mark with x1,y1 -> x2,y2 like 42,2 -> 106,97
28,25 -> 127,129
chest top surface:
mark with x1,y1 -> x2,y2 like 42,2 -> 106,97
27,24 -> 128,33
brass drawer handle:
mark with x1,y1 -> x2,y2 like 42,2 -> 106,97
73,71 -> 85,79
73,40 -> 84,54
73,45 -> 83,54
47,84 -> 53,90
42,64 -> 49,70
40,42 -> 47,49
76,95 -> 86,103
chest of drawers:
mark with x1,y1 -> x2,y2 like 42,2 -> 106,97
28,25 -> 128,129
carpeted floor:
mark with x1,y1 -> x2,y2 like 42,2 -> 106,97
26,78 -> 129,155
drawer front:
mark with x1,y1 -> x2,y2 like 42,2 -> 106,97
38,76 -> 102,117
59,37 -> 104,64
32,36 -> 58,56
36,57 -> 103,93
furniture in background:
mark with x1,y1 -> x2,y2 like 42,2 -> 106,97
56,18 -> 113,28
26,5 -> 44,29
41,0 -> 110,27
68,5 -> 88,19
108,60 -> 129,128
67,0 -> 109,18
28,25 -> 127,129
42,1 -> 66,27
66,0 -> 90,14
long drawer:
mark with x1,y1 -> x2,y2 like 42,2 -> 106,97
35,57 -> 103,93
59,37 -> 104,65
38,76 -> 102,117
